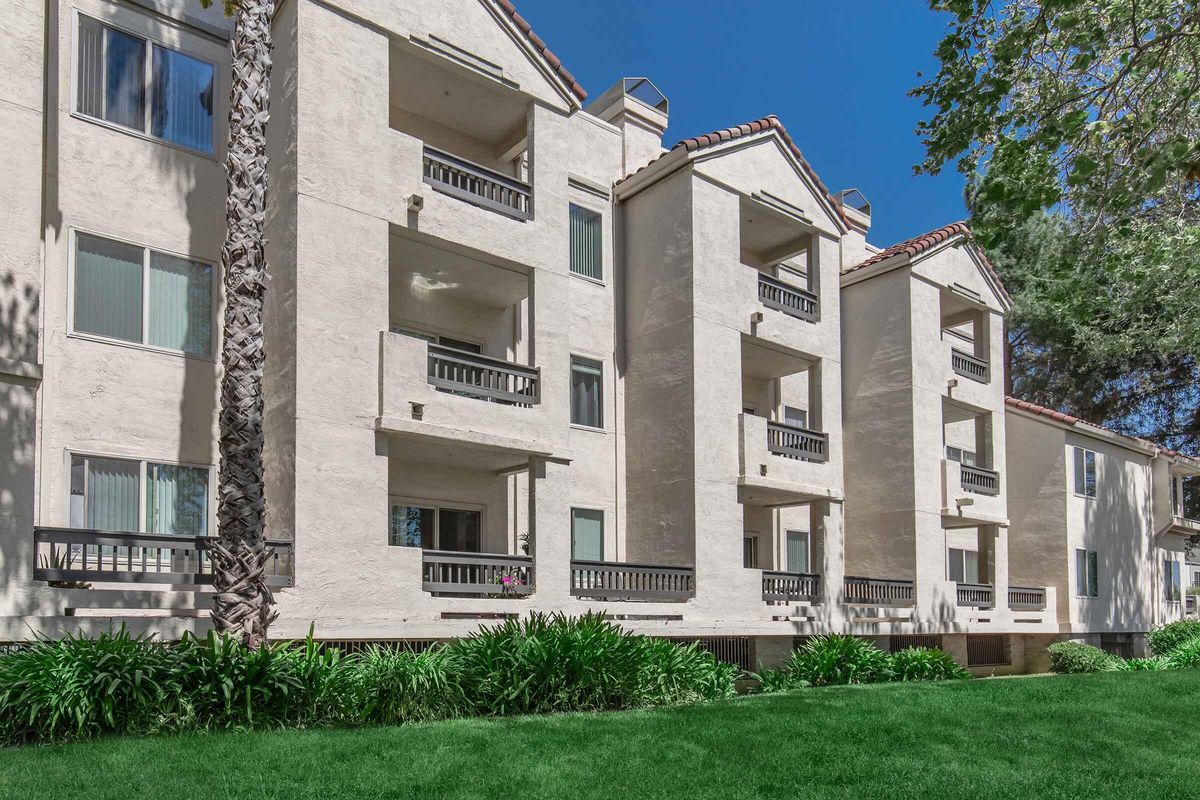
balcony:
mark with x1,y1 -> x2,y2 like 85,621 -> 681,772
1008,585 -> 1047,611
758,273 -> 819,323
761,571 -> 820,603
422,146 -> 531,221
956,582 -> 994,608
33,527 -> 293,587
843,576 -> 915,606
427,344 -> 540,405
422,550 -> 534,596
960,464 -> 1000,496
766,420 -> 829,462
570,560 -> 695,602
950,348 -> 989,383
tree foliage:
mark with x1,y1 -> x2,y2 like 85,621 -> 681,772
913,0 -> 1200,450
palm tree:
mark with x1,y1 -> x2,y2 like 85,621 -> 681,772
199,0 -> 276,647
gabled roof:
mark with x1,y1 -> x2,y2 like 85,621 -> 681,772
1005,397 -> 1200,463
493,0 -> 587,102
845,221 -> 1011,306
615,115 -> 849,230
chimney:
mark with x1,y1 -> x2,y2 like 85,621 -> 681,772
835,188 -> 873,266
586,77 -> 669,176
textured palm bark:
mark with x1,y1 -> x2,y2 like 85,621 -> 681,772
211,0 -> 276,648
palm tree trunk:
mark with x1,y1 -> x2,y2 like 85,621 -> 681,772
210,0 -> 276,648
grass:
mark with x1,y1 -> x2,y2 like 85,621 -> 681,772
2,670 -> 1199,800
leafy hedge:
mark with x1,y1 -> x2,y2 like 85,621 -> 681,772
0,613 -> 737,745
1046,641 -> 1119,674
756,635 -> 969,691
1148,620 -> 1200,657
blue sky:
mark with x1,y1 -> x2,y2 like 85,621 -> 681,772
515,0 -> 966,247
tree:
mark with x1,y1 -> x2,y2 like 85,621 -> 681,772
198,0 -> 276,646
912,0 -> 1200,451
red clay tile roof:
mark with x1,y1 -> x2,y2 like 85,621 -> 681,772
616,115 -> 849,229
1005,397 -> 1199,462
494,0 -> 587,102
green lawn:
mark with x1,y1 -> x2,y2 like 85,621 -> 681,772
3,671 -> 1199,800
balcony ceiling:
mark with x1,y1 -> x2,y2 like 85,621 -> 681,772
391,234 -> 528,309
741,336 -> 813,380
740,195 -> 810,264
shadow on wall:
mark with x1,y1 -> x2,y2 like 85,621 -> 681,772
1083,452 -> 1154,631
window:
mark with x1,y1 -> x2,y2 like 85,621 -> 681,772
742,535 -> 759,569
1164,559 -> 1182,603
783,406 -> 808,430
388,501 -> 480,551
1073,446 -> 1097,498
568,204 -> 602,281
73,232 -> 213,355
945,446 -> 977,467
948,548 -> 981,584
1182,475 -> 1200,521
571,508 -> 604,561
76,14 -> 215,153
570,356 -> 603,428
69,454 -> 209,535
1076,549 -> 1099,597
785,530 -> 810,573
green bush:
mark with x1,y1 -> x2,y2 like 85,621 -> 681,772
754,666 -> 808,693
1046,641 -> 1119,674
1148,620 -> 1200,656
889,647 -> 971,682
784,634 -> 892,687
1164,637 -> 1200,669
1116,656 -> 1169,671
356,646 -> 464,724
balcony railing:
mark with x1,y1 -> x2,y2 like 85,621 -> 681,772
758,273 -> 819,323
761,571 -> 821,603
767,421 -> 829,463
843,576 -> 915,606
422,550 -> 534,596
956,582 -> 994,608
427,345 -> 540,406
961,464 -> 1000,496
422,146 -> 531,221
950,348 -> 989,383
1008,585 -> 1047,611
570,560 -> 695,602
33,527 -> 293,587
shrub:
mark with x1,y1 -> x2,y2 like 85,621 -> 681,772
356,646 -> 465,724
0,630 -> 177,744
1116,656 -> 1169,671
1046,641 -> 1119,674
889,647 -> 971,682
784,634 -> 892,687
1164,637 -> 1200,670
1148,620 -> 1200,656
754,666 -> 808,693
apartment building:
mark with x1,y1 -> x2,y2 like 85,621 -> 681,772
1006,399 -> 1199,660
0,0 -> 1192,673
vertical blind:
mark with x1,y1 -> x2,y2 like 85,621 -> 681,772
570,356 -> 603,428
147,463 -> 209,536
82,456 -> 140,532
149,252 -> 212,354
571,508 -> 604,561
569,204 -> 602,280
75,234 -> 144,343
76,15 -> 215,153
786,531 -> 809,573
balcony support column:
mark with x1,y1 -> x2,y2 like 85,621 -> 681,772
991,524 -> 1011,618
813,499 -> 845,627
528,457 -> 570,604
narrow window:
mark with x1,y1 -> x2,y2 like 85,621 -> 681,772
74,233 -> 213,356
570,356 -> 603,428
742,535 -> 759,569
569,204 -> 602,281
1073,447 -> 1097,498
1076,549 -> 1099,597
571,508 -> 604,561
1165,560 -> 1182,603
783,405 -> 808,430
785,530 -> 809,573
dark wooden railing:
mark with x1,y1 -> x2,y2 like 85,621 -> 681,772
960,464 -> 1000,496
427,344 -> 540,406
1008,585 -> 1047,610
767,421 -> 829,462
570,560 -> 694,601
33,527 -> 293,587
761,571 -> 821,603
956,582 -> 994,607
758,273 -> 819,323
422,146 -> 531,220
843,575 -> 915,606
950,347 -> 989,383
421,550 -> 533,596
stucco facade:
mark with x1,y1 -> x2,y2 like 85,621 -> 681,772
0,0 -> 1193,674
